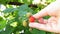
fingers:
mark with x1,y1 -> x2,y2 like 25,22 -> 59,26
33,0 -> 60,19
29,23 -> 52,32
33,10 -> 48,19
29,22 -> 46,29
29,22 -> 60,33
29,23 -> 51,31
54,33 -> 60,34
44,19 -> 48,24
48,17 -> 57,24
32,1 -> 56,19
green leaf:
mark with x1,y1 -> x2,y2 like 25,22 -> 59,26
18,4 -> 28,11
22,0 -> 27,3
3,8 -> 18,13
0,0 -> 10,4
24,29 -> 32,34
3,20 -> 15,34
18,11 -> 27,16
31,29 -> 46,34
18,4 -> 34,16
47,0 -> 56,3
4,26 -> 14,34
46,32 -> 54,34
0,16 -> 6,30
43,16 -> 50,19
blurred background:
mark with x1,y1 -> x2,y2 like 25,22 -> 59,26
0,0 -> 56,34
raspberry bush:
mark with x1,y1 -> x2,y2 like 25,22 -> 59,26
0,0 -> 56,34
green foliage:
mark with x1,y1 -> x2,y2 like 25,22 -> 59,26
0,0 -> 56,34
31,29 -> 46,34
0,0 -> 33,4
0,16 -> 6,30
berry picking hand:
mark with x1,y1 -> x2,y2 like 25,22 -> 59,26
29,0 -> 60,33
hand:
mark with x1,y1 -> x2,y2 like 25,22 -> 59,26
29,1 -> 60,33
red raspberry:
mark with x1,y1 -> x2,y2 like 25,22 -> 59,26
29,16 -> 35,22
38,18 -> 45,24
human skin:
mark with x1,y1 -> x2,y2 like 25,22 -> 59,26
29,0 -> 60,34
